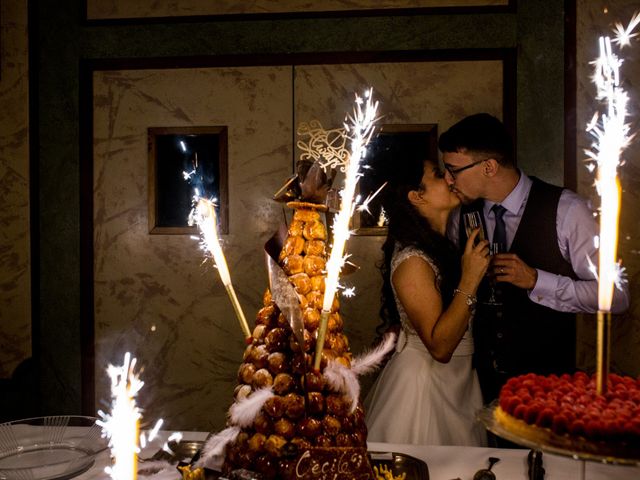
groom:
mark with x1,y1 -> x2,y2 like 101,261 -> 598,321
439,113 -> 629,404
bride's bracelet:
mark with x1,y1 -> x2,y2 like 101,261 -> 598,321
453,287 -> 477,314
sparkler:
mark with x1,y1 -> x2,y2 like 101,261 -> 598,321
189,197 -> 252,342
586,13 -> 638,394
356,181 -> 387,215
97,352 -> 142,480
313,88 -> 379,371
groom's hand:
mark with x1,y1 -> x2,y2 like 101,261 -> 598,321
492,253 -> 538,290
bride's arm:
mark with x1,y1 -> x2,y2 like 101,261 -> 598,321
393,232 -> 489,363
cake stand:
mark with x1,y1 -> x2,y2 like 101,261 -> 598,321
478,401 -> 640,480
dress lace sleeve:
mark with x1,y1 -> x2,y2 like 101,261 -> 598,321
390,245 -> 440,336
391,245 -> 440,283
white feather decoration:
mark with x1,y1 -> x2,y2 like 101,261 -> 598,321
324,360 -> 360,413
228,386 -> 274,428
137,459 -> 176,476
351,331 -> 397,376
195,426 -> 240,469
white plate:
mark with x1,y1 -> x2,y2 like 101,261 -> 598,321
0,416 -> 108,480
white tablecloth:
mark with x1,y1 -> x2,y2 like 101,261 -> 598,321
76,432 -> 640,480
368,442 -> 639,480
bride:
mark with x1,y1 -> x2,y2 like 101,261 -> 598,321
365,159 -> 489,446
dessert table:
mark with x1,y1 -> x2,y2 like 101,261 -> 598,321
72,431 -> 640,480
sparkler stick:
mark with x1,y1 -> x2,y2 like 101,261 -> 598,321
313,89 -> 379,371
586,14 -> 638,394
97,352 -> 142,480
190,198 -> 252,342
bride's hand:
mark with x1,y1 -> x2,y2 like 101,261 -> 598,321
460,228 -> 490,291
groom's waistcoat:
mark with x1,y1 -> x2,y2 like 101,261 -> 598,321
459,178 -> 578,395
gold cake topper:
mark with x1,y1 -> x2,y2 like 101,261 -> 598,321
274,120 -> 347,204
296,120 -> 349,172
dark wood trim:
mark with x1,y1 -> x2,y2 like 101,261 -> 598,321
503,47 -> 517,164
564,0 -> 577,191
79,59 -> 95,416
28,0 -> 41,401
85,48 -> 515,72
82,2 -> 516,26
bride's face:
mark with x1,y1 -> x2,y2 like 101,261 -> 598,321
412,161 -> 461,213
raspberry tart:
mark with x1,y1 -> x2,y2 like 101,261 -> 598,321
495,372 -> 640,461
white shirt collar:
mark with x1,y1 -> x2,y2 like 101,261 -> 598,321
483,170 -> 532,216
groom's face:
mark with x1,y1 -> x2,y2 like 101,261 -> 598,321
442,150 -> 485,205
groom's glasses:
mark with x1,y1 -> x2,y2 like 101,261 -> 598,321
444,158 -> 486,179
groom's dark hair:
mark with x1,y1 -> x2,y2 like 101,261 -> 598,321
439,113 -> 515,167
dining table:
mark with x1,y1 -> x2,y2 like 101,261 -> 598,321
72,431 -> 640,480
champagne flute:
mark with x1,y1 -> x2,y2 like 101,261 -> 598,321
463,212 -> 503,306
462,211 -> 486,244
485,242 -> 505,305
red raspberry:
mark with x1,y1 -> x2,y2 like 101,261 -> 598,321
552,414 -> 569,435
520,393 -> 532,405
569,419 -> 586,437
514,404 -> 528,420
505,377 -> 520,389
499,395 -> 511,411
574,371 -> 589,383
536,408 -> 555,428
507,396 -> 521,412
525,404 -> 540,424
615,389 -> 630,401
561,409 -> 576,424
585,419 -> 604,439
610,373 -> 622,385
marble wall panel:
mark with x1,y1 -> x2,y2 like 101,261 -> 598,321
86,0 -> 507,20
0,0 -> 30,379
294,61 -> 503,373
93,67 -> 293,431
575,1 -> 640,376
93,61 -> 502,431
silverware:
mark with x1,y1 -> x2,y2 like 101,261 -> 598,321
527,450 -> 545,480
473,457 -> 500,480
139,440 -> 204,463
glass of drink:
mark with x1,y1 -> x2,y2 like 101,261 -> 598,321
462,211 -> 486,243
486,242 -> 506,305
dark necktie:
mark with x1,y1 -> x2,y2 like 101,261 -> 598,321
492,204 -> 507,246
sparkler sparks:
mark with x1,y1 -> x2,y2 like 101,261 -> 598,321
188,197 -> 252,341
97,353 -> 142,480
313,88 -> 379,370
585,14 -> 637,311
613,11 -> 640,47
139,419 -> 163,448
356,181 -> 387,215
587,11 -> 637,395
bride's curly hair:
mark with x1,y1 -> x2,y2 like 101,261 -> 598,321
377,159 -> 461,335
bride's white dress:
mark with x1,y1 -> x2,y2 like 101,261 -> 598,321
365,245 -> 487,446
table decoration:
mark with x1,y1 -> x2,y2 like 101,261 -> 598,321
0,416 -> 108,480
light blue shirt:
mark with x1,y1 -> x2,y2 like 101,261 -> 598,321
448,172 -> 630,314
